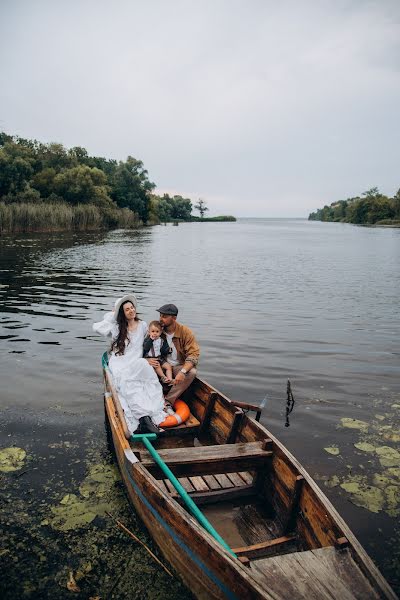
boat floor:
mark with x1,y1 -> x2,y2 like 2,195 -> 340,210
250,546 -> 380,600
127,411 -> 384,600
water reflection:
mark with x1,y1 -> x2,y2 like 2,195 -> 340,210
0,220 -> 399,591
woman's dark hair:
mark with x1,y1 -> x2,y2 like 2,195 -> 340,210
111,301 -> 139,356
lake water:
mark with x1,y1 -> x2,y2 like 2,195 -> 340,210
1,218 -> 399,597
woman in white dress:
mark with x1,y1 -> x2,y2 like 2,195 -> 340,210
93,294 -> 166,434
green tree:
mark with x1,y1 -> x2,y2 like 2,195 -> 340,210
111,157 -> 155,223
54,166 -> 114,207
0,149 -> 34,198
31,167 -> 57,198
166,195 -> 192,220
194,198 -> 209,218
392,189 -> 400,219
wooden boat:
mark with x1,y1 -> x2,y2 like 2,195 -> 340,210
103,362 -> 396,599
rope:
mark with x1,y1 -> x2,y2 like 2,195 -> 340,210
285,379 -> 295,427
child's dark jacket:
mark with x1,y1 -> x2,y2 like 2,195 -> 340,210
143,336 -> 170,362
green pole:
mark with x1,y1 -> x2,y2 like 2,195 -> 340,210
132,433 -> 236,557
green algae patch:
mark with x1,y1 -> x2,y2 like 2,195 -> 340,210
0,447 -> 27,472
375,446 -> 400,468
354,442 -> 376,453
387,468 -> 400,480
324,475 -> 340,488
382,431 -> 400,443
49,462 -> 121,531
79,463 -> 119,498
372,473 -> 398,489
340,477 -> 385,513
340,418 -> 369,432
385,486 -> 400,517
324,446 -> 340,456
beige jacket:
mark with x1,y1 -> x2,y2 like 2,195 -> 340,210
169,322 -> 200,366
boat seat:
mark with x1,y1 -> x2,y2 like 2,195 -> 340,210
159,412 -> 200,438
139,441 -> 273,478
160,471 -> 258,505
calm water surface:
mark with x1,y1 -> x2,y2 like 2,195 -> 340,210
1,219 -> 399,596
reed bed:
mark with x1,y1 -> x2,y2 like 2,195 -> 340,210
0,203 -> 141,233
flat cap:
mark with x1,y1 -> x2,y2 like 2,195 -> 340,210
157,303 -> 178,316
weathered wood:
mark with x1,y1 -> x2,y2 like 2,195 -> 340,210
233,535 -> 296,560
238,471 -> 255,485
189,476 -> 210,492
238,556 -> 251,568
251,546 -> 381,600
104,373 -> 397,600
226,472 -> 247,487
262,438 -> 273,451
283,474 -> 305,534
170,484 -> 257,506
140,442 -> 273,478
105,372 -> 130,439
213,473 -> 235,489
230,400 -> 260,411
199,391 -> 218,434
127,455 -> 271,599
226,408 -> 244,444
159,412 -> 200,438
202,474 -> 221,490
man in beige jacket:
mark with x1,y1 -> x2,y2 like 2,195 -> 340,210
149,303 -> 200,407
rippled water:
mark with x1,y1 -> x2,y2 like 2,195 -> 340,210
1,219 -> 399,594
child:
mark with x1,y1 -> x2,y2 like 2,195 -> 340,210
143,320 -> 173,384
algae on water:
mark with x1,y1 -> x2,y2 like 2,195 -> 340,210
324,446 -> 340,455
49,462 -> 121,531
0,447 -> 27,472
340,418 -> 369,432
325,412 -> 400,517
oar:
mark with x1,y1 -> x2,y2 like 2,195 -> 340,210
132,433 -> 236,557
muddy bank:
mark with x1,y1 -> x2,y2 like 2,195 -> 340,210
0,407 -> 193,600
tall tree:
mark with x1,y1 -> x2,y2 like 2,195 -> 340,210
111,156 -> 155,223
194,198 -> 209,218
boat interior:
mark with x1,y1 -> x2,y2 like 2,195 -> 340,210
126,378 -> 382,598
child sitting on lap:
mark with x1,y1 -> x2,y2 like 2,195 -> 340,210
143,320 -> 173,384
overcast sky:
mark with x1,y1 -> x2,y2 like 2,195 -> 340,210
1,0 -> 399,217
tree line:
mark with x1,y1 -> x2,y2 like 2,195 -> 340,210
0,132 -> 235,232
308,187 -> 400,225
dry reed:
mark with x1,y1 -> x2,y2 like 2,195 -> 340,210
0,202 -> 141,233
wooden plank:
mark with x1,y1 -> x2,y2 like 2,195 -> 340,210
226,472 -> 247,487
226,409 -> 244,444
251,546 -> 381,600
202,475 -> 221,490
128,461 -> 273,600
180,484 -> 257,506
164,477 -> 195,494
233,535 -> 296,560
189,476 -> 210,492
199,391 -> 218,434
298,484 -> 340,547
140,442 -> 273,478
214,473 -> 235,489
238,471 -> 255,485
156,411 -> 201,438
284,474 -> 305,534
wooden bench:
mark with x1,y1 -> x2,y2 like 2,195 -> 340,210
159,471 -> 259,505
139,441 -> 273,478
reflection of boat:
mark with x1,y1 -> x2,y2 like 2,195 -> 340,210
102,356 -> 396,599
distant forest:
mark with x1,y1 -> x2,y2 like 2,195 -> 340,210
0,132 -> 235,232
309,187 -> 400,225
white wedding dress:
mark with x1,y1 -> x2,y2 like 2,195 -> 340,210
93,313 -> 166,434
